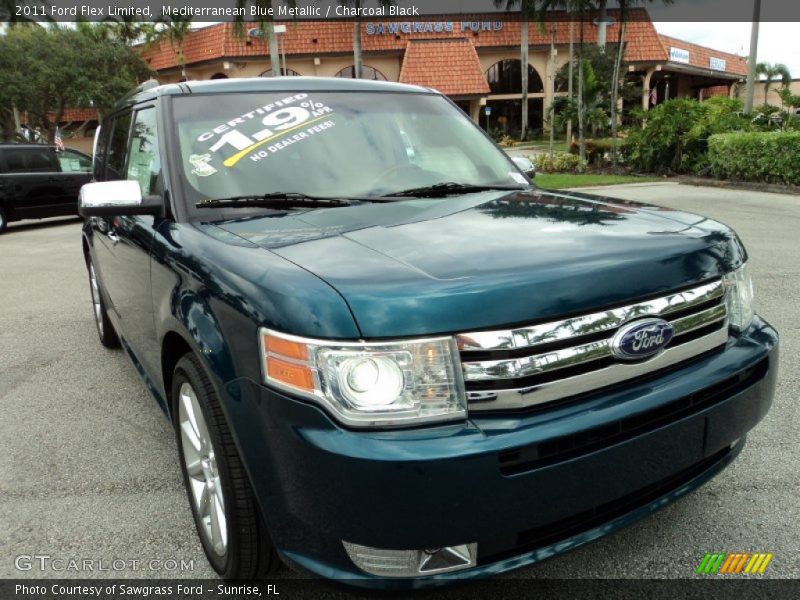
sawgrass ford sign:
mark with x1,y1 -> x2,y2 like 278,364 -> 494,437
366,20 -> 505,35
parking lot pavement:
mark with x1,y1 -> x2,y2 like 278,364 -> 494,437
0,183 -> 797,583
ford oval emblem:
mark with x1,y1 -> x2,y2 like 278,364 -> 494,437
611,318 -> 674,361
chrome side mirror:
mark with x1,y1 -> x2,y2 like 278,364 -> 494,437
78,180 -> 161,217
511,156 -> 536,179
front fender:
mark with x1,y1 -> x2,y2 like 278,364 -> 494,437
175,289 -> 236,383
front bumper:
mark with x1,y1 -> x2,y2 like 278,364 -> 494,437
223,317 -> 778,587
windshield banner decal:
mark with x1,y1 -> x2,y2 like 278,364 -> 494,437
193,94 -> 335,170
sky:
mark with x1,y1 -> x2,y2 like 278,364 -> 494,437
653,22 -> 800,78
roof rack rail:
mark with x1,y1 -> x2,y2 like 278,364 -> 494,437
137,78 -> 161,92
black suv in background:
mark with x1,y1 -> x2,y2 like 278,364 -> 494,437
0,144 -> 92,233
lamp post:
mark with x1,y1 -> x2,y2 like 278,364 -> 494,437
273,24 -> 287,75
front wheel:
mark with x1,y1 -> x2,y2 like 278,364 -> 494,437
172,353 -> 280,579
87,258 -> 120,348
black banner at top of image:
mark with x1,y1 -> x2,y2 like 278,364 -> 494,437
2,0 -> 800,23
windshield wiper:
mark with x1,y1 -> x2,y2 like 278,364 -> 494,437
380,182 -> 526,198
196,192 -> 361,210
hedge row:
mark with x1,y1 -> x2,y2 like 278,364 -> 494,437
532,151 -> 581,173
708,132 -> 800,186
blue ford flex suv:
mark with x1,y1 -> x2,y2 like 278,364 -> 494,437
79,78 -> 778,586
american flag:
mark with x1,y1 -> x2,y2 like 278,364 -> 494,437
650,86 -> 658,106
54,126 -> 65,151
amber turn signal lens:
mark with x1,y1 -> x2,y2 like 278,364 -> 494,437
264,335 -> 309,361
266,357 -> 315,392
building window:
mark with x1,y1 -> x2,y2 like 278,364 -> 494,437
260,67 -> 301,77
334,65 -> 387,81
485,59 -> 544,95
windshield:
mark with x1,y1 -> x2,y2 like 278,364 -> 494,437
171,91 -> 527,215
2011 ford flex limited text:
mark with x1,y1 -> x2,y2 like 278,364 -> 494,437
79,78 -> 778,586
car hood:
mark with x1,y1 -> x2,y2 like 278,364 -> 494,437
211,189 -> 744,338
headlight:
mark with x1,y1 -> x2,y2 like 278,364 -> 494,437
723,263 -> 755,332
259,329 -> 466,428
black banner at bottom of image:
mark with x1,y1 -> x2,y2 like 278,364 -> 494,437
3,579 -> 800,600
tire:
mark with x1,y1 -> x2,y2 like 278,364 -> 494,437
172,353 -> 280,579
0,205 -> 7,234
87,258 -> 120,348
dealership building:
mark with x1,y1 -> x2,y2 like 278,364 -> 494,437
49,10 -> 757,152
139,9 -> 748,135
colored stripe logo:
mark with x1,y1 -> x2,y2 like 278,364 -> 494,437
696,552 -> 773,574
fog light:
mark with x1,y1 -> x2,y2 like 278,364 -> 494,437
343,541 -> 478,577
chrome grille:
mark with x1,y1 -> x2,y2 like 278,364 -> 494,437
457,280 -> 729,411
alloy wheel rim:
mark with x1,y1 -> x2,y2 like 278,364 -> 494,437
178,382 -> 228,556
89,264 -> 103,336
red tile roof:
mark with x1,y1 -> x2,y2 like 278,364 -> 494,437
399,38 -> 490,95
138,12 -> 746,79
140,10 -> 683,72
658,34 -> 748,76
20,108 -> 99,125
59,108 -> 100,122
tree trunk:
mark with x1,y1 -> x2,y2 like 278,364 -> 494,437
353,18 -> 362,78
578,13 -> 586,172
744,0 -> 761,113
610,20 -> 626,167
548,26 -> 555,162
566,18 -> 574,145
520,18 -> 528,141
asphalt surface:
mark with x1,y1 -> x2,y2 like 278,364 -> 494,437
0,183 -> 797,586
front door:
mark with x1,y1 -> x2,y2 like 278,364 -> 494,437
91,107 -> 162,376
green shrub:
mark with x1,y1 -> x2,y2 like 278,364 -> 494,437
625,97 -> 753,173
568,138 -> 625,166
533,151 -> 581,173
708,131 -> 800,185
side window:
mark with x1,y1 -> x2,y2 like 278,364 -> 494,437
125,108 -> 160,195
3,150 -> 26,173
105,112 -> 132,181
58,150 -> 92,173
3,147 -> 59,173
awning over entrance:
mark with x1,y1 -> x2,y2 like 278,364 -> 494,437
399,38 -> 490,96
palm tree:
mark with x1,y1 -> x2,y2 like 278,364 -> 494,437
156,13 -> 193,77
520,13 -> 529,138
756,62 -> 792,106
536,1 -> 599,170
76,18 -> 113,44
608,0 -> 674,166
103,14 -> 144,46
495,0 -> 588,143
339,1 -> 393,79
234,1 -> 283,76
555,60 -> 609,137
